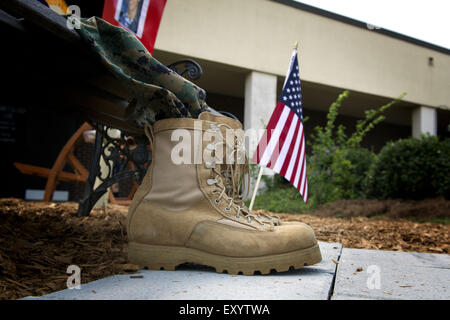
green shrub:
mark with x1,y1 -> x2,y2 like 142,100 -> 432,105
332,147 -> 376,198
367,135 -> 450,199
305,90 -> 405,205
306,147 -> 376,203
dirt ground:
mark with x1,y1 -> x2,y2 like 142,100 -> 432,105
0,198 -> 449,300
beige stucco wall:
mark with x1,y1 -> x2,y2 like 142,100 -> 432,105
154,0 -> 449,110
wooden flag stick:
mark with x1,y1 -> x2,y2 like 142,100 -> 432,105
248,165 -> 264,211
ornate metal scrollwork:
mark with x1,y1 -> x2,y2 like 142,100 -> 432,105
167,59 -> 203,81
77,123 -> 151,217
95,126 -> 149,184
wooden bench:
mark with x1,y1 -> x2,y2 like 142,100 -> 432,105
0,0 -> 205,216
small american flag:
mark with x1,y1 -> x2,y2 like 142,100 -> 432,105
252,48 -> 308,203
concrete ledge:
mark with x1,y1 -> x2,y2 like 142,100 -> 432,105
28,242 -> 341,300
331,248 -> 450,300
23,243 -> 450,300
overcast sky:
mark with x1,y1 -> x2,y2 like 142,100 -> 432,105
295,0 -> 450,49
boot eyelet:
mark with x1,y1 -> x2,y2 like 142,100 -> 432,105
205,162 -> 215,169
224,207 -> 231,211
211,190 -> 218,194
215,198 -> 222,204
235,214 -> 240,219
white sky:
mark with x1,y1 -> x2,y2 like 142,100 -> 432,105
295,0 -> 450,49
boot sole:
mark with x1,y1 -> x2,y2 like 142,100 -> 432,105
128,242 -> 322,275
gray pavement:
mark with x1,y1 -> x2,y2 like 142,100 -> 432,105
25,242 -> 450,300
332,248 -> 450,300
26,242 -> 341,300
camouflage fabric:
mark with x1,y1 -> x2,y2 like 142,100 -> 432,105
75,17 -> 212,126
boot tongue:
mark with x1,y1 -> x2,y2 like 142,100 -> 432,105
199,112 -> 248,203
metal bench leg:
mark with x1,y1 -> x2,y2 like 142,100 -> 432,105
77,123 -> 103,216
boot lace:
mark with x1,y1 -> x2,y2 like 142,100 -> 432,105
206,124 -> 269,227
207,123 -> 280,227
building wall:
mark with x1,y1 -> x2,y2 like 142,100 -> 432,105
204,92 -> 411,153
303,109 -> 411,152
155,0 -> 450,110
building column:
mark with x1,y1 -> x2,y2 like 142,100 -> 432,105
244,71 -> 278,156
244,71 -> 277,195
412,106 -> 437,138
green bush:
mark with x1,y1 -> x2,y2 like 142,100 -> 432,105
306,147 -> 376,203
367,135 -> 450,199
305,90 -> 405,205
332,147 -> 376,198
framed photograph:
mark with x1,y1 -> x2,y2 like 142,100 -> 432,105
114,0 -> 150,36
103,0 -> 167,53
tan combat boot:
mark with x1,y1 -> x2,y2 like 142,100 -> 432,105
127,117 -> 322,275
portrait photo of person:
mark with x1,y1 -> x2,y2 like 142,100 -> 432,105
116,0 -> 145,35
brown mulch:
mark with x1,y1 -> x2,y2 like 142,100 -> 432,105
0,199 -> 134,300
1,198 -> 449,300
309,197 -> 450,219
274,213 -> 449,254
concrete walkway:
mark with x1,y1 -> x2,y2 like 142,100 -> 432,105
333,248 -> 450,300
26,242 -> 449,300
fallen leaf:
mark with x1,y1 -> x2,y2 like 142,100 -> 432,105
119,264 -> 141,272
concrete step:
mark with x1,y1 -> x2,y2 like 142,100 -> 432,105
331,248 -> 450,300
27,242 -> 341,300
26,242 -> 450,300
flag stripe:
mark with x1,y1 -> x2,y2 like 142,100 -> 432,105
294,136 -> 305,191
280,119 -> 301,179
291,129 -> 305,187
258,107 -> 290,167
304,180 -> 309,204
273,112 -> 299,173
300,162 -> 307,195
252,102 -> 285,164
268,108 -> 295,169
296,155 -> 306,190
297,139 -> 307,191
287,125 -> 304,183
